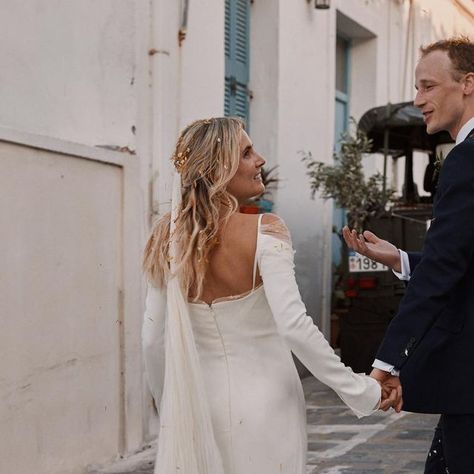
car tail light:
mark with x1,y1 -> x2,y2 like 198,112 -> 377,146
359,277 -> 377,289
344,289 -> 358,298
346,278 -> 356,289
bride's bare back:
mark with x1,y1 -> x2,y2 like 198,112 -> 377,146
192,212 -> 262,304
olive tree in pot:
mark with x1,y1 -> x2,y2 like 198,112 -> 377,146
301,125 -> 394,232
300,124 -> 395,317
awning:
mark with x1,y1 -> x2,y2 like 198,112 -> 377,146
358,101 -> 453,156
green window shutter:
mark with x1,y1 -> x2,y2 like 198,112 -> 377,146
224,0 -> 250,123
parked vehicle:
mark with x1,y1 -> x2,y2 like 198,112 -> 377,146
338,102 -> 454,373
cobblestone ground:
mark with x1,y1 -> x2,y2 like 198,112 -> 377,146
89,377 -> 438,474
303,377 -> 438,473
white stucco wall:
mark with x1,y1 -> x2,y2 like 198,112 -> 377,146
148,0 -> 225,219
276,1 -> 336,334
1,0 -> 473,471
250,0 -> 334,333
0,0 -> 140,149
0,130 -> 142,474
0,2 -> 146,471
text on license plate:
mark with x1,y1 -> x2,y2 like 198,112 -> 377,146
348,251 -> 388,273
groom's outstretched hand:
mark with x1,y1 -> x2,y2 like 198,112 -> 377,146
342,226 -> 402,274
370,368 -> 403,412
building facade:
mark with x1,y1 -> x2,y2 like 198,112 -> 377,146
0,0 -> 473,472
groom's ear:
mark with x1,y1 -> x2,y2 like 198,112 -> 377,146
462,72 -> 474,96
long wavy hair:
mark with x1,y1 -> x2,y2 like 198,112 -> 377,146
143,117 -> 244,299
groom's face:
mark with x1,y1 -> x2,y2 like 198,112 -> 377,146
414,50 -> 465,139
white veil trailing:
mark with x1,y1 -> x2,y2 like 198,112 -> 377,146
154,171 -> 224,474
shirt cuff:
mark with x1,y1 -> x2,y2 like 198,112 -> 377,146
372,359 -> 400,376
392,249 -> 411,281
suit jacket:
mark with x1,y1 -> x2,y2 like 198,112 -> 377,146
376,128 -> 474,414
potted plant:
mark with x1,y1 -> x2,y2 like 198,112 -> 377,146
301,123 -> 396,369
300,124 -> 393,231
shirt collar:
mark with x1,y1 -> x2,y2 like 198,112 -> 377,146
456,116 -> 474,145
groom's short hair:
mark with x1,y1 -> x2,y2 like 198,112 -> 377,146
420,36 -> 474,79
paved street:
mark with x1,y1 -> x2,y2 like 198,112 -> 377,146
303,377 -> 437,473
89,377 -> 438,474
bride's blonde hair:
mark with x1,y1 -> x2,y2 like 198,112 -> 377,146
143,117 -> 244,298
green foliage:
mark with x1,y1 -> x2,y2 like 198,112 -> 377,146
301,125 -> 394,231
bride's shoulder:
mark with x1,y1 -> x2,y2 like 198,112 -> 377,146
261,213 -> 281,225
260,213 -> 292,244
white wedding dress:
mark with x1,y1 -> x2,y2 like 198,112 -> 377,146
142,216 -> 380,474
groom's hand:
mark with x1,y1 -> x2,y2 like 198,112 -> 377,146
342,226 -> 402,273
370,368 -> 403,412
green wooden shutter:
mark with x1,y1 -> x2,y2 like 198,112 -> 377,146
224,0 -> 250,123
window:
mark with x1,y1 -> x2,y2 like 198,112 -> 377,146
224,0 -> 250,123
333,36 -> 351,266
335,36 -> 350,147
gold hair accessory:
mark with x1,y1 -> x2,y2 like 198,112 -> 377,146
173,147 -> 191,172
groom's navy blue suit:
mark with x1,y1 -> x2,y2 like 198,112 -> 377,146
376,128 -> 474,415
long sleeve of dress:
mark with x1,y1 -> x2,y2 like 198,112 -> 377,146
142,284 -> 166,409
257,218 -> 381,418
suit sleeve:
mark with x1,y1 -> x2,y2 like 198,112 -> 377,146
258,218 -> 381,417
376,140 -> 474,368
407,252 -> 422,273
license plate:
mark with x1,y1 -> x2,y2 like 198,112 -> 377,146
348,251 -> 388,273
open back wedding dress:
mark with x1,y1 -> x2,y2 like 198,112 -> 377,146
142,215 -> 380,474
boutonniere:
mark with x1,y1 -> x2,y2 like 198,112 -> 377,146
434,151 -> 444,172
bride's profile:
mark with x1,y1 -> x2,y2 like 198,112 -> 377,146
142,117 -> 400,474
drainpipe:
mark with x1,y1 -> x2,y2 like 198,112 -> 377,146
179,0 -> 189,46
401,0 -> 414,99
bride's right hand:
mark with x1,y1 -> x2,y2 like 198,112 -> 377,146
371,371 -> 403,412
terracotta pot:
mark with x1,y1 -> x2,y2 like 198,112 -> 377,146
240,204 -> 259,214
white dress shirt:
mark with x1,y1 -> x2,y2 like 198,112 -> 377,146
456,116 -> 474,144
372,116 -> 474,376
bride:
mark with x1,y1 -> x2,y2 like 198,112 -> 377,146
142,117 -> 401,474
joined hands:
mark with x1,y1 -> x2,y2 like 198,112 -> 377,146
371,369 -> 403,412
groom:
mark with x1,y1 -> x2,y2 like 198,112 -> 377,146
343,37 -> 474,473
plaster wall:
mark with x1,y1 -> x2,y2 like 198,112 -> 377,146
149,0 -> 226,218
0,131 -> 142,474
0,0 -> 139,149
275,1 -> 336,334
0,0 -> 473,470
249,0 -> 279,169
250,0 -> 333,333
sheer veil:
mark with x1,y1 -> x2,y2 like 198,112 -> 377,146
154,171 -> 224,474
